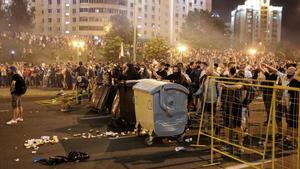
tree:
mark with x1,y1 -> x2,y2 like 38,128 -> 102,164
8,0 -> 35,32
106,15 -> 133,44
181,10 -> 228,50
144,38 -> 170,60
102,36 -> 124,62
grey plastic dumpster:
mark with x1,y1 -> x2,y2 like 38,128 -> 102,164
133,79 -> 189,145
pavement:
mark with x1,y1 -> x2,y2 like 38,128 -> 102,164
0,88 -> 250,169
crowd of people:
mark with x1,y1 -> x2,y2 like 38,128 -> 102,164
2,46 -> 299,150
0,31 -> 98,55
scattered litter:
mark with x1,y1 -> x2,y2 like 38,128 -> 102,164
24,136 -> 59,151
32,151 -> 37,154
185,138 -> 193,143
73,133 -> 81,137
105,131 -> 118,137
67,128 -> 72,131
14,158 -> 20,162
175,146 -> 187,152
70,129 -> 137,140
51,136 -> 59,144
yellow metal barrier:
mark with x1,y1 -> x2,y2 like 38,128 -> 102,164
195,76 -> 300,169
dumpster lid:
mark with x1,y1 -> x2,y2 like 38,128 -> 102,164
133,79 -> 189,95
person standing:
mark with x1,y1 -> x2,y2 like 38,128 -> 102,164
6,66 -> 26,125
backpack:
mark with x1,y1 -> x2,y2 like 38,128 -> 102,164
17,75 -> 27,95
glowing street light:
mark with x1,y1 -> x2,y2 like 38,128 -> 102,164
105,25 -> 112,33
248,48 -> 257,56
177,44 -> 188,53
176,44 -> 188,62
71,40 -> 85,49
71,40 -> 86,64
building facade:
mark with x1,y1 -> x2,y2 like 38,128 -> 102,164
230,0 -> 282,45
128,0 -> 212,44
30,0 -> 212,44
31,0 -> 127,36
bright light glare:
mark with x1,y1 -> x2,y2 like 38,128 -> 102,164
248,48 -> 257,55
71,40 -> 86,49
177,44 -> 188,53
105,25 -> 112,32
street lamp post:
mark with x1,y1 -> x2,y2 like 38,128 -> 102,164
133,0 -> 137,63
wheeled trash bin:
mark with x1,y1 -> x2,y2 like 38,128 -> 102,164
133,79 -> 189,145
111,80 -> 140,129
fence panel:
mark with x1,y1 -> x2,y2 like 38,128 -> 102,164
195,76 -> 300,169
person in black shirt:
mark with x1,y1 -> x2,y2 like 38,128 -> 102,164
76,61 -> 87,77
165,66 -> 189,86
219,66 -> 245,149
6,66 -> 24,125
123,63 -> 141,80
286,71 -> 300,148
260,63 -> 278,125
156,63 -> 168,80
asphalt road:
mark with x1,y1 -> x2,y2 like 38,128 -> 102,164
0,88 -> 243,169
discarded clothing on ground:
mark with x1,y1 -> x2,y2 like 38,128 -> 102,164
34,152 -> 89,165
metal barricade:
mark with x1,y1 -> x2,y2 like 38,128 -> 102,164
194,76 -> 300,169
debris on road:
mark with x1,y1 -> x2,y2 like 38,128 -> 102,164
24,136 -> 60,151
105,131 -> 118,137
34,152 -> 89,166
14,158 -> 20,162
73,133 -> 81,137
70,129 -> 131,139
175,146 -> 187,152
185,138 -> 193,143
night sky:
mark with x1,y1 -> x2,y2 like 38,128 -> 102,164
213,0 -> 300,46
